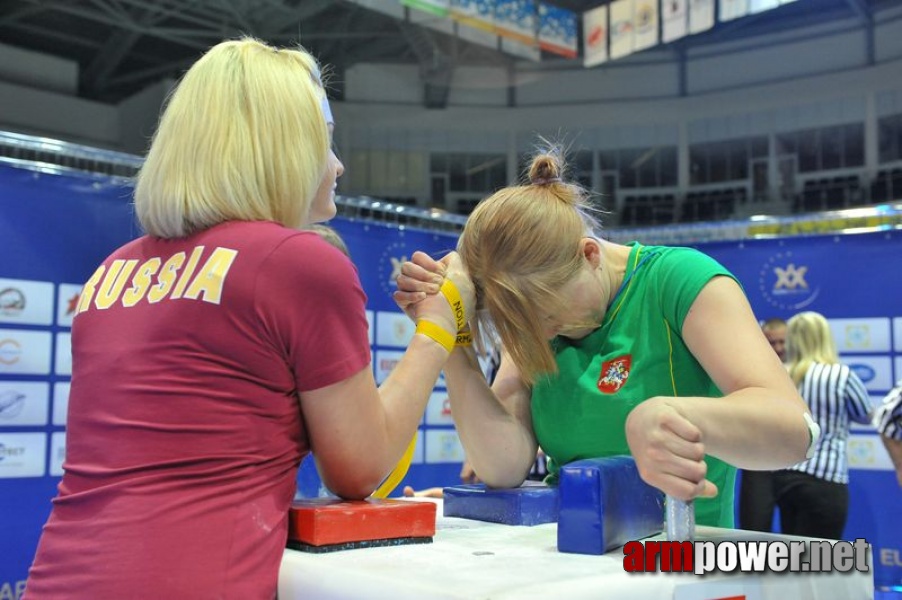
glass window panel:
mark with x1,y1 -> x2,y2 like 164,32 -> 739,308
659,147 -> 677,186
776,133 -> 796,156
636,148 -> 658,187
573,150 -> 593,173
709,143 -> 727,182
843,124 -> 864,167
618,148 -> 642,188
727,141 -> 749,181
821,126 -> 843,170
797,129 -> 819,172
448,153 -> 467,192
598,150 -> 619,172
750,136 -> 768,158
878,117 -> 897,163
689,146 -> 708,185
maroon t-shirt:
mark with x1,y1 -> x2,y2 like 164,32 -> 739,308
25,221 -> 370,599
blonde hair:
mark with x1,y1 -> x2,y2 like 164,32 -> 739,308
458,147 -> 601,384
307,223 -> 350,257
134,37 -> 331,238
785,311 -> 839,386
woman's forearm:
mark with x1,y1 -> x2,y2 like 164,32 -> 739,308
674,388 -> 810,470
443,348 -> 537,487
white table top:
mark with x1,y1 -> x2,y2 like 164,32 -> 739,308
278,498 -> 873,600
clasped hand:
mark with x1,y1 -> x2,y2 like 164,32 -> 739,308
393,250 -> 476,334
625,397 -> 718,501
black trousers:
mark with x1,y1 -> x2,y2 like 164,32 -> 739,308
738,470 -> 776,532
773,470 -> 849,540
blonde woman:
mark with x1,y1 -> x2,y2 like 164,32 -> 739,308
395,148 -> 814,529
773,311 -> 874,539
25,38 -> 472,599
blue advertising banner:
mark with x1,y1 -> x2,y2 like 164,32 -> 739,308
4,157 -> 899,592
0,164 -> 138,596
0,163 -> 463,593
696,231 -> 902,589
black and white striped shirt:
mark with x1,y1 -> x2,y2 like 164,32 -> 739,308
789,362 -> 874,484
874,381 -> 902,441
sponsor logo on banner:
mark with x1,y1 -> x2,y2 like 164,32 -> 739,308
0,278 -> 54,325
0,339 -> 21,365
50,432 -> 66,476
758,252 -> 820,310
425,428 -> 466,463
582,4 -> 608,67
850,363 -> 876,384
689,0 -> 715,34
662,0 -> 687,43
633,0 -> 658,51
0,329 -> 52,374
880,548 -> 902,567
849,364 -> 877,385
375,350 -> 404,384
829,318 -> 891,352
537,3 -> 578,58
426,391 -> 455,426
0,382 -> 50,426
0,288 -> 25,317
378,241 -> 411,297
0,433 -> 47,478
609,0 -> 635,59
848,434 -> 894,471
0,390 -> 25,419
843,356 -> 892,392
57,283 -> 83,328
376,311 -> 415,348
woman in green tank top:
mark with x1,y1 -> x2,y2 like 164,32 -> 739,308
393,147 -> 815,528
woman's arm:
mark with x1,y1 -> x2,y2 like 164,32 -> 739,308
443,346 -> 538,488
844,369 -> 876,425
299,259 -> 474,499
625,276 -> 810,501
394,250 -> 539,489
300,336 -> 449,499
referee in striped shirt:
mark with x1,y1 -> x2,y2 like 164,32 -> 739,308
875,381 -> 902,486
773,312 -> 875,540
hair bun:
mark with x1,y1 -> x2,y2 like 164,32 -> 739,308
528,152 -> 564,186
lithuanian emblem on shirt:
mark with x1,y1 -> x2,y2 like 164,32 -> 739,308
597,355 -> 632,394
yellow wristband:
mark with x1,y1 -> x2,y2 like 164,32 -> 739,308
440,278 -> 467,333
455,331 -> 472,347
416,320 -> 455,353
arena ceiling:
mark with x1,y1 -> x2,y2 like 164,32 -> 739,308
0,0 -> 889,106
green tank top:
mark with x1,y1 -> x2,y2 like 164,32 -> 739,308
531,242 -> 738,528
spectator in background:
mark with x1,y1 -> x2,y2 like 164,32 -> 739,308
874,381 -> 902,486
738,317 -> 787,532
773,312 -> 874,539
761,317 -> 788,362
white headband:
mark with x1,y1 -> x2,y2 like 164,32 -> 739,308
322,96 -> 334,126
